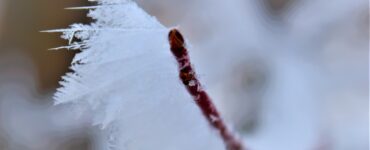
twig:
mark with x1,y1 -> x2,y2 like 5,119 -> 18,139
168,29 -> 245,150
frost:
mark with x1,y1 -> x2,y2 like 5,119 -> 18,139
52,0 -> 224,150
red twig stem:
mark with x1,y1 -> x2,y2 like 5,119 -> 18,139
168,29 -> 245,150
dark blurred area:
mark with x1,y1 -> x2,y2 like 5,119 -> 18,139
0,1 -> 93,150
0,0 -> 89,93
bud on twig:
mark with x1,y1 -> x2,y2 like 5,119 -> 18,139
168,29 -> 245,150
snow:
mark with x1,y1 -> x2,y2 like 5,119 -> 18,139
52,0 -> 225,150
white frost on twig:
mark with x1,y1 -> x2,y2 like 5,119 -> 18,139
53,0 -> 225,150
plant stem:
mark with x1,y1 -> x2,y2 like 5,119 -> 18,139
168,29 -> 245,150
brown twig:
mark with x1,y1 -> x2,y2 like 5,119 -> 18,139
168,29 -> 245,150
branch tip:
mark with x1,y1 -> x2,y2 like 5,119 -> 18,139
168,28 -> 245,150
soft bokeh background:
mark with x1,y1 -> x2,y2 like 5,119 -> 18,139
0,0 -> 368,150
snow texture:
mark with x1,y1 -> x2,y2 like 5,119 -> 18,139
52,0 -> 224,150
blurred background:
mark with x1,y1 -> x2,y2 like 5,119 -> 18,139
0,0 -> 368,150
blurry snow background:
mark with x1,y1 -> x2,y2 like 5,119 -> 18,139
0,0 -> 368,150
